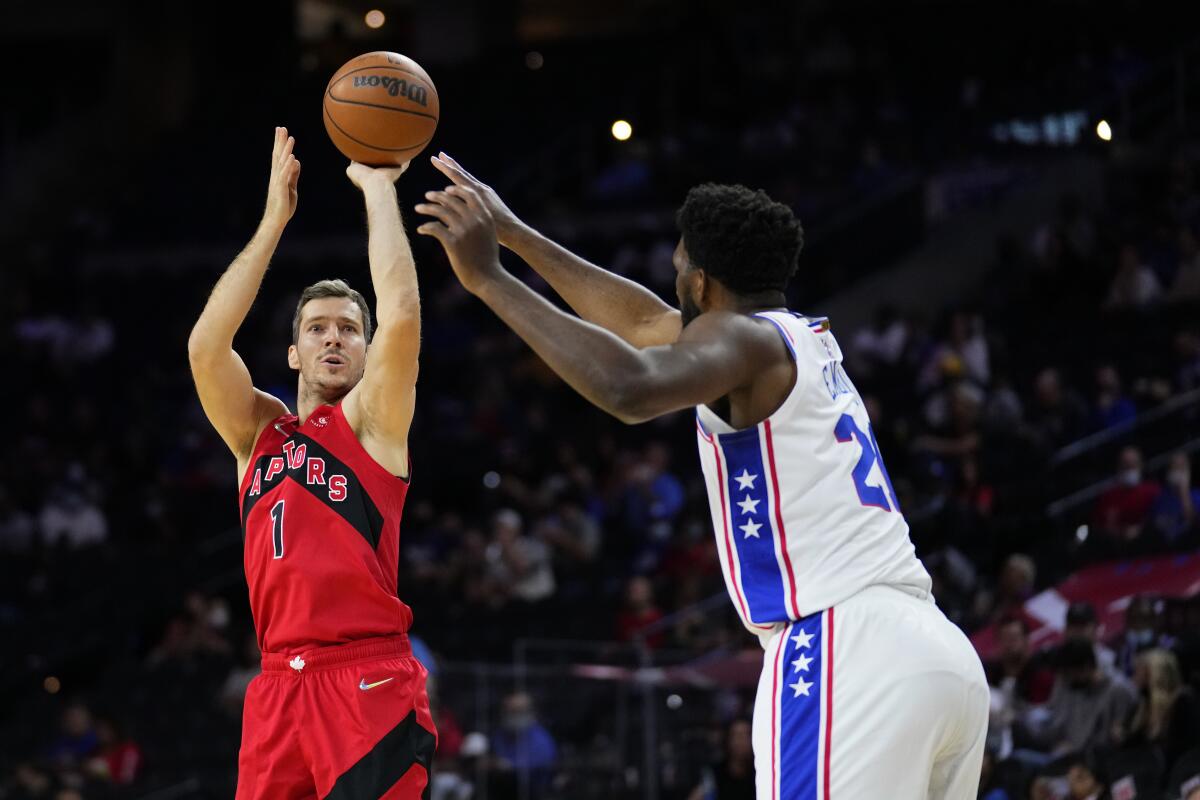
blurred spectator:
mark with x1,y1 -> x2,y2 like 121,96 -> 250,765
1105,244 -> 1162,310
1088,365 -> 1137,432
1063,602 -> 1117,676
621,442 -> 686,536
977,554 -> 1038,626
38,477 -> 107,550
850,305 -> 908,379
918,311 -> 990,391
947,457 -> 995,533
615,576 -> 666,648
8,763 -> 54,799
986,616 -> 1056,705
47,704 -> 98,763
1116,596 -> 1178,676
490,691 -> 558,790
534,498 -> 600,570
15,310 -> 114,366
219,633 -> 262,716
1119,649 -> 1200,774
1028,368 -> 1088,450
1065,753 -> 1108,800
688,718 -> 755,800
84,717 -> 142,786
1167,747 -> 1200,800
486,509 -> 556,604
1168,227 -> 1200,303
146,592 -> 233,669
1036,637 -> 1137,755
984,373 -> 1025,432
1149,452 -> 1200,545
913,383 -> 984,464
1091,447 -> 1162,543
1175,329 -> 1200,392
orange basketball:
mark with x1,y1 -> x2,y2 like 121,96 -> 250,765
322,52 -> 440,167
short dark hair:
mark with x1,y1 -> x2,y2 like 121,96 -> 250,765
1056,637 -> 1097,670
292,279 -> 372,343
676,183 -> 804,295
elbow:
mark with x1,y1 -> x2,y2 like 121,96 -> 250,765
186,326 -> 225,367
186,328 -> 207,363
606,377 -> 657,426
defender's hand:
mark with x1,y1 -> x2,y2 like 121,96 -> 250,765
346,160 -> 410,191
414,184 -> 504,295
263,127 -> 301,229
430,153 -> 523,247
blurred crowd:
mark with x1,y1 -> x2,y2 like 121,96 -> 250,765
3,6 -> 1200,800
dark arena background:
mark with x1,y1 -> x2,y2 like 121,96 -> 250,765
3,2 -> 1200,799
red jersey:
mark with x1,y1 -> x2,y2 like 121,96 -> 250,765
238,402 -> 411,653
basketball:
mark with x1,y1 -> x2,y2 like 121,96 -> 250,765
322,51 -> 440,167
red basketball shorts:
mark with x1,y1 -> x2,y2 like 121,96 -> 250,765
235,635 -> 437,800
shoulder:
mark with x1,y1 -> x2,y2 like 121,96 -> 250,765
678,310 -> 792,356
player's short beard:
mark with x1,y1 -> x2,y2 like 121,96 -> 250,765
305,363 -> 359,402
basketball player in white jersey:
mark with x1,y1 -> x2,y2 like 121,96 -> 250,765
415,154 -> 989,799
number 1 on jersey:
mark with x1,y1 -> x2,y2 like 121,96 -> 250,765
270,499 -> 285,559
834,413 -> 899,512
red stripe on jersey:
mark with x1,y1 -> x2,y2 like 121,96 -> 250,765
763,420 -> 801,620
706,434 -> 753,626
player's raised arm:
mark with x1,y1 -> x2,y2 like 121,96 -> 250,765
428,153 -> 682,348
188,127 -> 296,465
415,188 -> 782,424
341,162 -> 420,477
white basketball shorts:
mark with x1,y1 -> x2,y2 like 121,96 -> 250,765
752,584 -> 989,800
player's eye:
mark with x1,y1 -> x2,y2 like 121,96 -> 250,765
343,325 -> 356,333
310,325 -> 322,333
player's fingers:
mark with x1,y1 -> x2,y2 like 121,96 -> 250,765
290,159 -> 301,185
280,135 -> 295,164
425,189 -> 468,212
430,154 -> 476,188
437,152 -> 479,183
279,153 -> 297,181
272,127 -> 283,160
415,221 -> 450,242
446,185 -> 482,209
414,201 -> 460,226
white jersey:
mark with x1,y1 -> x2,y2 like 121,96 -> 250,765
696,311 -> 931,641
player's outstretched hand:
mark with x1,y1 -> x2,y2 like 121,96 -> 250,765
414,181 -> 504,295
263,126 -> 301,230
346,160 -> 410,191
429,153 -> 523,247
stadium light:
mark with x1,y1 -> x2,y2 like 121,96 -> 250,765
611,120 -> 633,141
1096,120 -> 1113,142
365,9 -> 385,29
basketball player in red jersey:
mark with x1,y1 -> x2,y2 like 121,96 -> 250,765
187,127 -> 435,799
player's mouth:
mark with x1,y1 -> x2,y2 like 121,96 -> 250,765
320,354 -> 347,367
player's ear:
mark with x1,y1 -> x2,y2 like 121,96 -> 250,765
287,344 -> 300,371
695,268 -> 709,305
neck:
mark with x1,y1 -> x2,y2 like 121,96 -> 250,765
729,290 -> 788,314
296,381 -> 344,423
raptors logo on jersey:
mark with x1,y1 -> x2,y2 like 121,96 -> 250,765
695,311 -> 931,641
238,402 -> 411,653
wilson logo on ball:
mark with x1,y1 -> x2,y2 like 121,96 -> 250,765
351,75 -> 428,106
